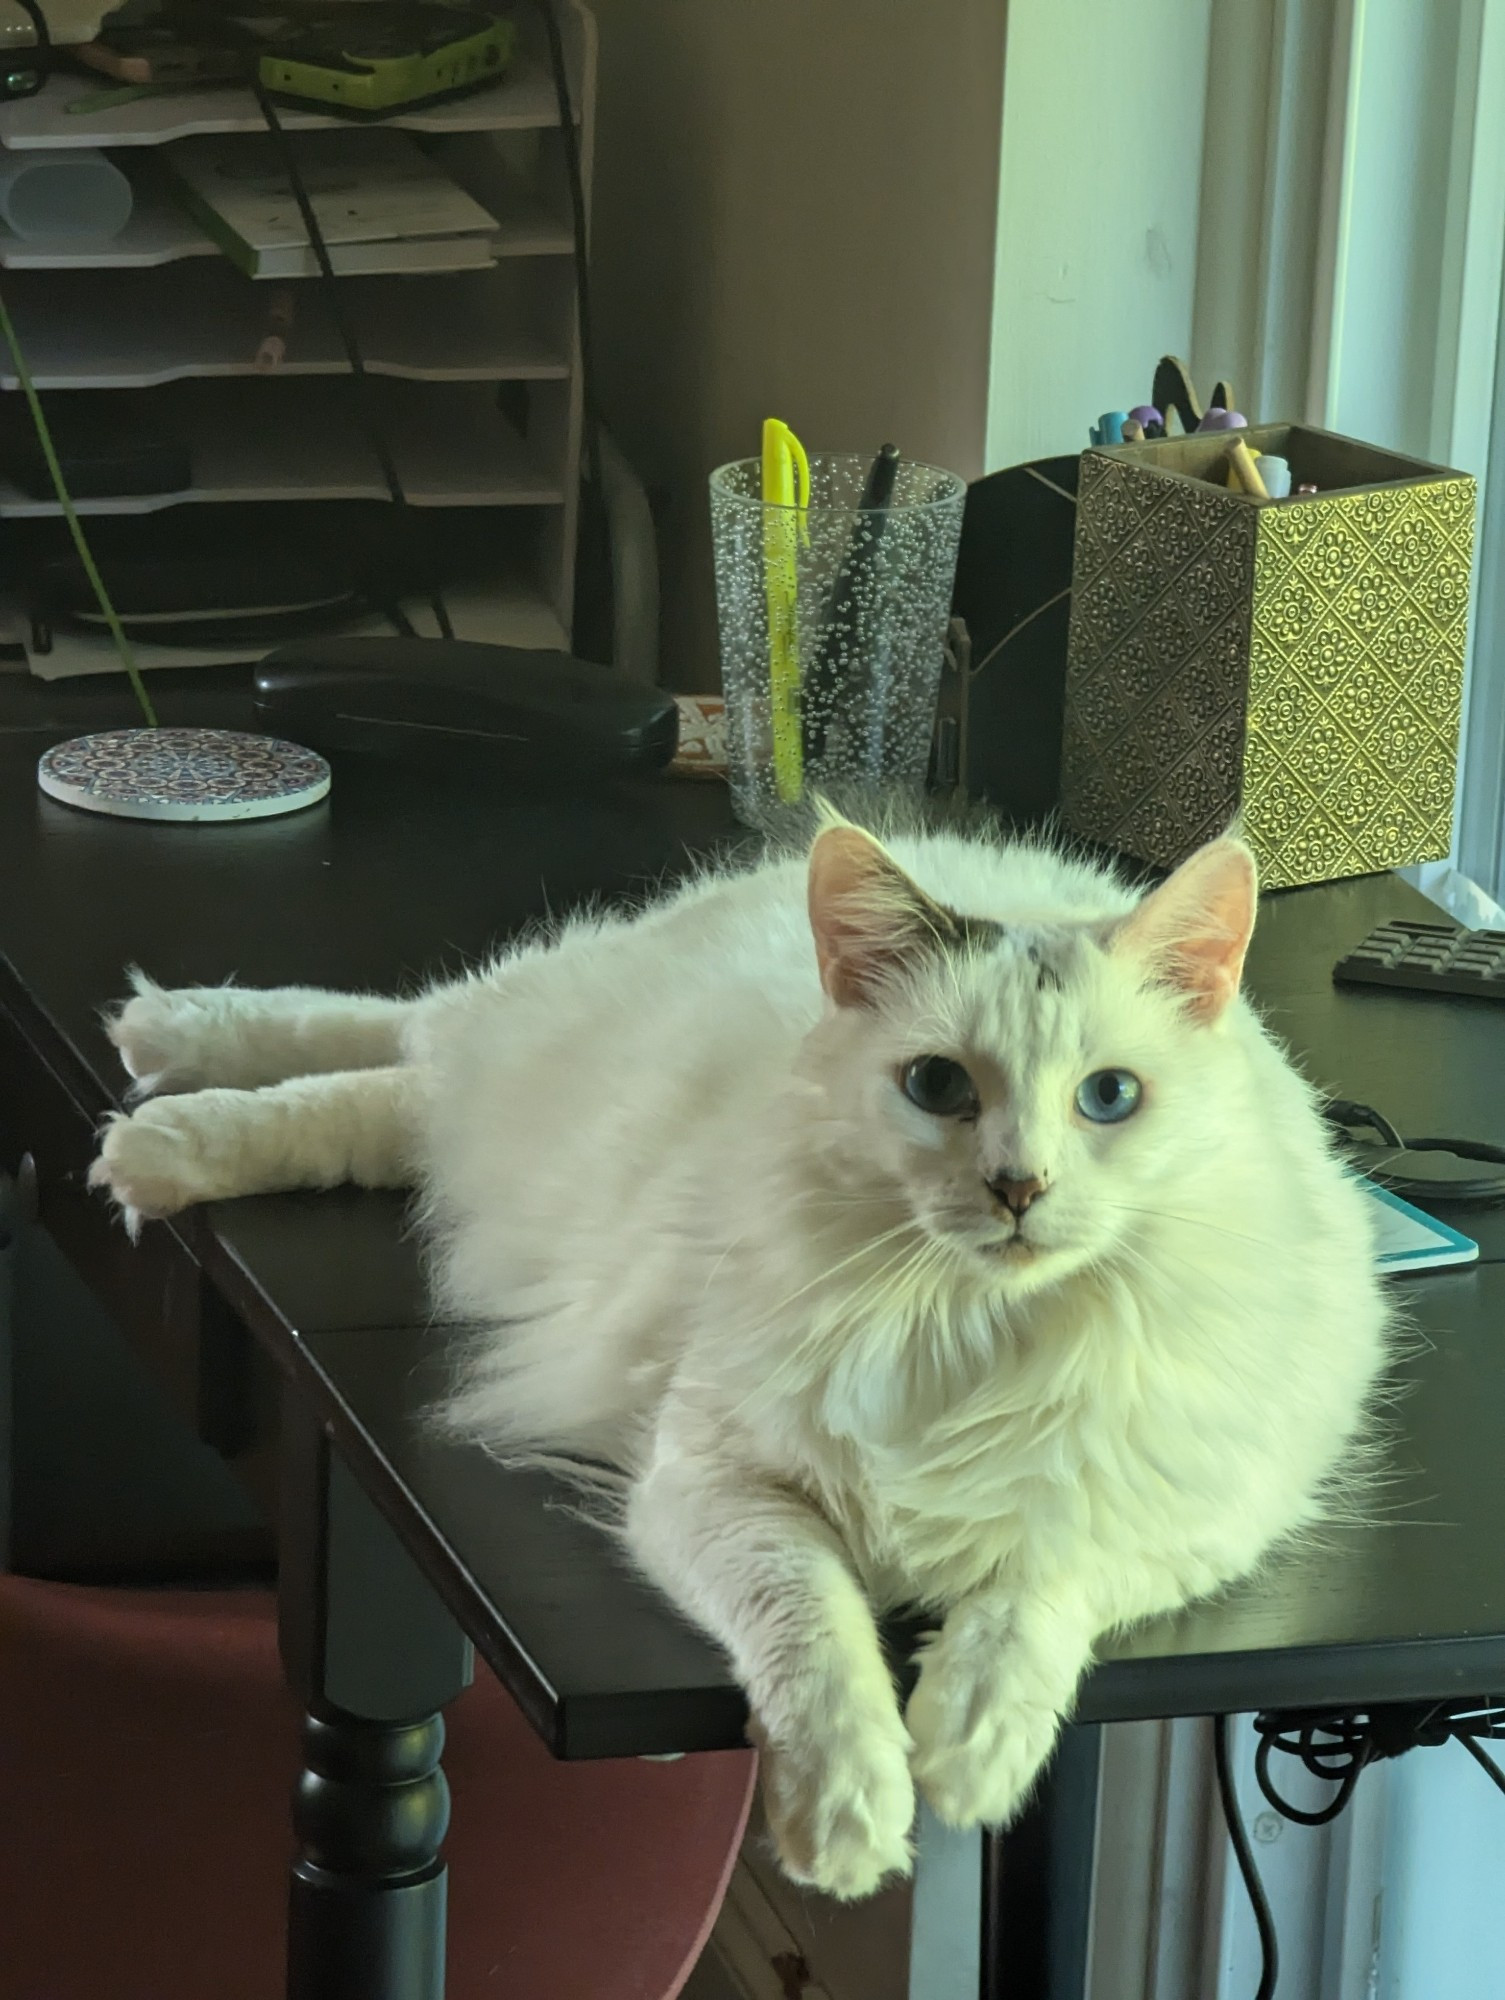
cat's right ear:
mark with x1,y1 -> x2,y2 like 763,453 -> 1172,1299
808,825 -> 955,1008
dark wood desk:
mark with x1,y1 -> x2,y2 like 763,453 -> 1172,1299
3,669 -> 1503,2000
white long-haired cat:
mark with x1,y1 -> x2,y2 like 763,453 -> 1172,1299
90,816 -> 1387,1900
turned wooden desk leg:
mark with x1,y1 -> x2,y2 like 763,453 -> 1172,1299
288,1707 -> 450,1999
279,1391 -> 473,2000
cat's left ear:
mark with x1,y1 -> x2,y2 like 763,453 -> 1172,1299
808,823 -> 962,1008
1110,837 -> 1258,1024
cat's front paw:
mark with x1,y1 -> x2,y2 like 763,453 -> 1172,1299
905,1643 -> 1061,1829
107,974 -> 212,1097
88,1099 -> 221,1233
751,1699 -> 916,1900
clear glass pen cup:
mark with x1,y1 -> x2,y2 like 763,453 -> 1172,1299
709,454 -> 966,825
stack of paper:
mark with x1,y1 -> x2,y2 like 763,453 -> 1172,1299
161,128 -> 500,278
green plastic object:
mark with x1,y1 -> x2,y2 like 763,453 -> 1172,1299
258,7 -> 516,117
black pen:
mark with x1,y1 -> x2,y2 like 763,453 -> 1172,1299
803,442 -> 900,764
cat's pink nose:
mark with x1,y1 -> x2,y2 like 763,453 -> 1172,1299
988,1172 -> 1047,1215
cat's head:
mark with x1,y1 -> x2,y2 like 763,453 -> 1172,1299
798,821 -> 1259,1299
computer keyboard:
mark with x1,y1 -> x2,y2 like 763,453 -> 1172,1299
1333,920 -> 1505,1001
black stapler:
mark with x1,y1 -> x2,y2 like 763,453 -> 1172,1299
253,638 -> 680,777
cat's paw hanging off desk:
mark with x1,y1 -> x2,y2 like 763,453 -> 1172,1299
905,1609 -> 1074,1831
89,1097 -> 230,1234
750,1701 -> 916,1901
907,1681 -> 1059,1830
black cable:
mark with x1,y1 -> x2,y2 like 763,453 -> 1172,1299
1253,1715 -> 1370,1825
1215,1716 -> 1279,2000
1322,1097 -> 1505,1171
1321,1095 -> 1505,1203
1404,1136 -> 1505,1164
1224,1698 -> 1505,1995
534,0 -> 600,493
249,80 -> 455,642
10,0 -> 50,67
1253,1699 -> 1505,1824
1322,1097 -> 1405,1152
1458,1732 -> 1505,1798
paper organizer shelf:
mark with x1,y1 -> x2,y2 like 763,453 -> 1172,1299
1059,425 -> 1476,889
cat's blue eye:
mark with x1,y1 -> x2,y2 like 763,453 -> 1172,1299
1075,1069 -> 1142,1124
901,1055 -> 980,1119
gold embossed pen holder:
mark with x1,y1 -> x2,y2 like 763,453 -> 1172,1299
1060,425 -> 1475,887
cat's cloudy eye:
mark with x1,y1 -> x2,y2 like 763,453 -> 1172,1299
901,1056 -> 979,1119
1075,1069 -> 1142,1124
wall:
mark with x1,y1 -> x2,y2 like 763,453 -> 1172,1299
1190,0 -> 1335,428
985,0 -> 1214,470
586,0 -> 1008,689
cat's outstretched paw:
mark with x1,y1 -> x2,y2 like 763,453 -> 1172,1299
751,1701 -> 916,1900
89,1099 -> 223,1233
106,973 -> 214,1098
905,1641 -> 1062,1830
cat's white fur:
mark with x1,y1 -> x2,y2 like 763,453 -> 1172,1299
89,821 -> 1387,1900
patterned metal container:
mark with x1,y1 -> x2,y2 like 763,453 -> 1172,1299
1060,425 -> 1476,888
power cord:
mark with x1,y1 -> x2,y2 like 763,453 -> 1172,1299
249,80 -> 452,642
1322,1096 -> 1505,1206
0,284 -> 157,724
533,0 -> 600,493
1215,1717 -> 1279,2000
1218,1700 -> 1505,1998
10,0 -> 50,75
256,8 -> 603,645
1254,1699 -> 1505,1821
1322,1098 -> 1404,1152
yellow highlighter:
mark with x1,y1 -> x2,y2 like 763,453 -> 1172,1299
761,417 -> 809,802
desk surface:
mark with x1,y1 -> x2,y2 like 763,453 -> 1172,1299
5,669 -> 1505,1753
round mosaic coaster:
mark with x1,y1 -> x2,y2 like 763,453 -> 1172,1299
37,728 -> 331,824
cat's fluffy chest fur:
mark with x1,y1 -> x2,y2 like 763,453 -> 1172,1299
91,817 -> 1388,1902
674,1149 -> 1370,1624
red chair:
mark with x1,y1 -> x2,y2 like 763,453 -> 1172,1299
0,1575 -> 755,1999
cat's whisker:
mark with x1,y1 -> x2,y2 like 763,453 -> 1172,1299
748,1232 -> 966,1414
755,1218 -> 930,1323
1099,1231 -> 1271,1329
799,1191 -> 912,1219
1094,1201 -> 1285,1251
699,1222 -> 757,1296
699,1232 -> 938,1419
